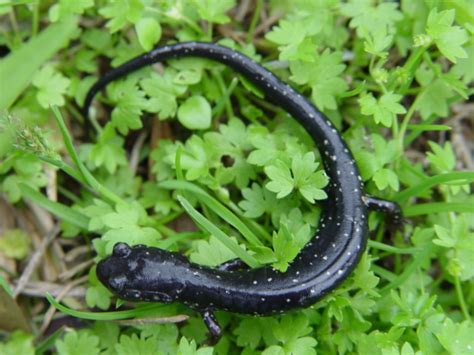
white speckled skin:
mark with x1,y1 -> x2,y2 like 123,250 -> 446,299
88,42 -> 400,336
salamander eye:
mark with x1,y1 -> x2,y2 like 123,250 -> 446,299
113,243 -> 132,257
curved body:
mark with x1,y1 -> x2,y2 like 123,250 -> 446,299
87,42 -> 399,334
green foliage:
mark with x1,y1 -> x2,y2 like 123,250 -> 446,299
101,202 -> 162,254
0,331 -> 35,355
99,0 -> 144,33
87,124 -> 128,174
135,17 -> 162,51
177,95 -> 212,130
32,65 -> 71,108
264,152 -> 328,202
290,49 -> 347,110
193,0 -> 236,24
0,153 -> 48,202
425,8 -> 468,63
55,330 -> 100,355
107,78 -> 148,134
359,92 -> 406,127
0,229 -> 30,259
1,0 -> 473,354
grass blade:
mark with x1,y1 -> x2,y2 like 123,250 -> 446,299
395,171 -> 474,202
177,194 -> 260,268
160,180 -> 264,246
19,183 -> 89,229
0,274 -> 13,297
368,240 -> 421,254
0,16 -> 78,110
45,293 -> 166,321
381,245 -> 433,295
407,124 -> 452,131
51,106 -> 124,206
404,202 -> 474,217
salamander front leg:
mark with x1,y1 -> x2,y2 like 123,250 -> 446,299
363,195 -> 403,225
201,310 -> 221,338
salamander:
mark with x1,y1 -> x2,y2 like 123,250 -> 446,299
84,42 -> 402,337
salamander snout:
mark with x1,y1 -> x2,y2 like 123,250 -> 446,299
96,247 -> 131,293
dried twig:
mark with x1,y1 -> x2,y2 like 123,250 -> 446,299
27,201 -> 54,234
254,10 -> 282,37
112,315 -> 190,326
59,259 -> 94,281
234,0 -> 250,22
15,281 -> 86,298
14,224 -> 60,298
129,130 -> 148,174
64,245 -> 90,263
45,166 -> 58,202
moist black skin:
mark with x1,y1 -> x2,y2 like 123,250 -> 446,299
85,42 -> 402,337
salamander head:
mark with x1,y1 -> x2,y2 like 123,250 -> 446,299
97,243 -> 185,303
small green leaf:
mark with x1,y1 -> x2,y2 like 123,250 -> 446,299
426,141 -> 455,173
141,71 -> 187,119
99,0 -> 144,33
290,49 -> 347,110
89,124 -> 127,174
135,17 -> 161,51
55,330 -> 100,355
0,332 -> 35,355
264,153 -> 328,202
49,0 -> 94,22
193,0 -> 236,24
108,78 -> 147,135
359,92 -> 406,127
426,8 -> 468,63
436,318 -> 474,354
177,96 -> 212,130
190,235 -> 243,267
0,229 -> 30,260
32,65 -> 70,108
239,183 -> 277,218
415,79 -> 454,120
177,337 -> 213,355
115,333 -> 157,355
86,267 -> 112,310
373,168 -> 399,191
264,160 -> 294,199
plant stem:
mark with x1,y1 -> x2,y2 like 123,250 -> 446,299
51,106 -> 124,205
8,8 -> 21,44
246,0 -> 263,43
31,0 -> 40,37
396,94 -> 420,164
454,275 -> 471,320
207,22 -> 213,41
368,240 -> 420,254
389,46 -> 426,92
214,71 -> 234,119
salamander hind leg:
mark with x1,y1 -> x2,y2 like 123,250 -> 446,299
201,310 -> 222,338
363,195 -> 403,226
217,258 -> 248,272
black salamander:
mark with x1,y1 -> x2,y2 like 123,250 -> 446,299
84,42 -> 402,337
